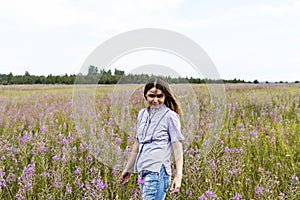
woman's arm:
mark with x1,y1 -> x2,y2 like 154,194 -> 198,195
120,139 -> 139,185
170,141 -> 184,193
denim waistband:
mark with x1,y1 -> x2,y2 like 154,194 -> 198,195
138,165 -> 166,177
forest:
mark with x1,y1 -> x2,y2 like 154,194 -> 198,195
0,66 -> 296,85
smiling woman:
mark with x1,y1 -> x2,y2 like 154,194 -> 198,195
120,76 -> 185,200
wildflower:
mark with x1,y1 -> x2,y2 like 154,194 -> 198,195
52,155 -> 60,161
73,178 -> 80,185
137,177 -> 146,185
234,193 -> 242,200
115,138 -> 122,143
74,166 -> 82,175
186,189 -> 192,196
39,145 -> 47,153
255,186 -> 264,195
40,127 -> 47,132
205,190 -> 217,199
276,162 -> 281,167
258,167 -> 264,172
211,160 -> 216,170
66,185 -> 72,194
265,188 -> 272,194
198,195 -> 207,200
72,147 -> 77,153
42,172 -> 50,178
0,178 -> 6,188
250,131 -> 258,137
92,177 -> 108,190
291,175 -> 299,182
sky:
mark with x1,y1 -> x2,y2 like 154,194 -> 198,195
0,0 -> 300,82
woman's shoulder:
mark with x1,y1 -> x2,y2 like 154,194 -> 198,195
166,108 -> 180,119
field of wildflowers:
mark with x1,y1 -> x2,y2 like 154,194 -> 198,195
0,84 -> 299,199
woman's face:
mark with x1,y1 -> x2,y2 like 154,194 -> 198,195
145,87 -> 165,109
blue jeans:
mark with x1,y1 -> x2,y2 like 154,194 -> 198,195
139,165 -> 171,200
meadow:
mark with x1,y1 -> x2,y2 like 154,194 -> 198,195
0,84 -> 299,199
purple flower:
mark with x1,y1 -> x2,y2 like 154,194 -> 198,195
52,155 -> 60,161
211,160 -> 216,170
255,186 -> 264,195
0,178 -> 6,188
186,189 -> 192,196
205,190 -> 217,199
42,172 -> 50,178
66,185 -> 72,194
250,131 -> 258,137
40,127 -> 47,132
137,177 -> 146,185
276,162 -> 281,167
74,166 -> 81,175
234,193 -> 242,200
92,177 -> 108,190
291,175 -> 299,182
115,138 -> 122,143
39,145 -> 47,153
198,195 -> 207,200
72,147 -> 77,153
265,188 -> 272,194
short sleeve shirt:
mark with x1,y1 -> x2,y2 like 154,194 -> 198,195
134,104 -> 184,175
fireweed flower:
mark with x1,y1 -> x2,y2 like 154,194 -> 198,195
205,190 -> 217,199
186,189 -> 192,196
276,162 -> 281,167
291,175 -> 299,182
255,186 -> 264,195
137,177 -> 146,185
66,185 -> 72,194
234,193 -> 242,200
198,195 -> 207,200
74,166 -> 82,175
91,177 -> 108,190
52,155 -> 60,161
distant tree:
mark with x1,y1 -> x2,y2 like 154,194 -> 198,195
88,65 -> 98,75
295,81 -> 299,83
25,71 -> 30,76
253,79 -> 259,84
114,68 -> 124,76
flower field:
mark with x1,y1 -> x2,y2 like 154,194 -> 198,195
0,84 -> 299,199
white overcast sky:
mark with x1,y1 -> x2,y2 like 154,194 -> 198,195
0,0 -> 300,82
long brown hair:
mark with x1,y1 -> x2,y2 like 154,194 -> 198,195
144,77 -> 181,115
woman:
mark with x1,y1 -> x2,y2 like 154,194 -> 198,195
120,77 -> 184,200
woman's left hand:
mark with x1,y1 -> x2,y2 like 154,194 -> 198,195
170,175 -> 182,194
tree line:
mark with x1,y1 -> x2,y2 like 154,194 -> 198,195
0,66 -> 298,85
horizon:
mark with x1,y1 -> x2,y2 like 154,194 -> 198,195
1,70 -> 299,83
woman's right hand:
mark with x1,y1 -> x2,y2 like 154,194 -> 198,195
120,171 -> 131,185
